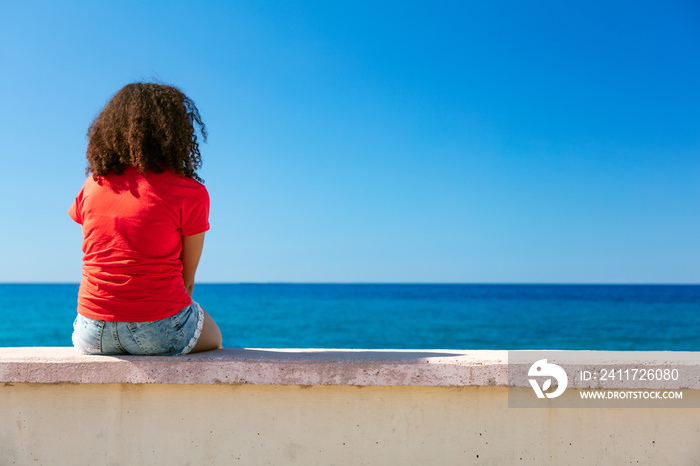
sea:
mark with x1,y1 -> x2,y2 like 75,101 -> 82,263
1,284 -> 698,351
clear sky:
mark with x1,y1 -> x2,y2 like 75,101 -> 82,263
1,1 -> 698,283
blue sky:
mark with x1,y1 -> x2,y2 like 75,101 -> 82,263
1,1 -> 698,283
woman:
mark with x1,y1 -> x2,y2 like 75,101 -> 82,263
70,82 -> 222,355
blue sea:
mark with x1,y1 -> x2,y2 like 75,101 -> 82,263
1,284 -> 698,351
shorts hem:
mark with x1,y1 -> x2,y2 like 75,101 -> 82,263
177,301 -> 205,355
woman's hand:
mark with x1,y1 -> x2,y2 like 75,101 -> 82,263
181,232 -> 205,297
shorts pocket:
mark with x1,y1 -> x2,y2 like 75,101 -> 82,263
127,314 -> 187,355
72,315 -> 105,354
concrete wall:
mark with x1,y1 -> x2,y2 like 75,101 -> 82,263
1,348 -> 699,465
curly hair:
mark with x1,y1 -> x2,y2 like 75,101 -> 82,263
86,82 -> 207,182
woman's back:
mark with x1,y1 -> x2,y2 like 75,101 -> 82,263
70,166 -> 209,322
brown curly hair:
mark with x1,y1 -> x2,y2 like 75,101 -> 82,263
86,82 -> 207,182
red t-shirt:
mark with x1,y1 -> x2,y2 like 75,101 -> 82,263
69,167 -> 210,322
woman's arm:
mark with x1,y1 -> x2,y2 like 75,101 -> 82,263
181,232 -> 206,297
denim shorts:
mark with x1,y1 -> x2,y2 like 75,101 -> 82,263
72,301 -> 205,356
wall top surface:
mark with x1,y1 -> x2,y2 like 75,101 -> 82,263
1,347 -> 697,387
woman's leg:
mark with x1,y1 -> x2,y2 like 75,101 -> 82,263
190,307 -> 222,353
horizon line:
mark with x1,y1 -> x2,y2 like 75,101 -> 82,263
1,282 -> 698,286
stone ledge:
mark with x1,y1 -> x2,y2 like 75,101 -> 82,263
1,347 -> 698,388
0,347 -> 506,386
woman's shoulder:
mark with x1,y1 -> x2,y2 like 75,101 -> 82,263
157,170 -> 208,191
140,170 -> 208,206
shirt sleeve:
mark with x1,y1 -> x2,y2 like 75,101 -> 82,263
68,190 -> 84,224
181,185 -> 210,236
